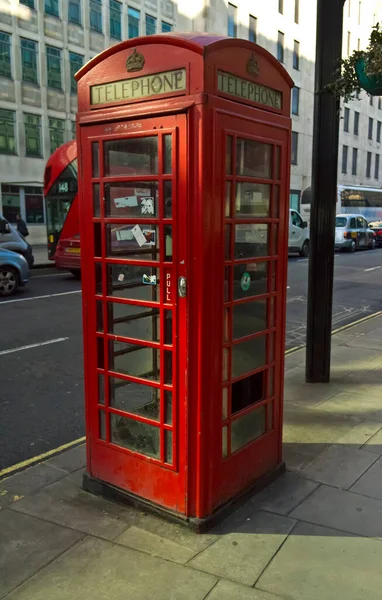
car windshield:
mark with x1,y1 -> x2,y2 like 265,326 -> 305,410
335,217 -> 347,227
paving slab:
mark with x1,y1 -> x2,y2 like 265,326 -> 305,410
0,509 -> 82,598
363,428 -> 382,455
0,463 -> 67,510
290,484 -> 382,538
257,521 -> 382,600
350,457 -> 382,500
336,420 -> 382,446
315,391 -> 382,422
188,510 -> 296,586
5,535 -> 217,600
284,382 -> 342,407
300,444 -> 377,489
9,477 -> 132,540
46,444 -> 86,473
115,525 -> 197,564
346,336 -> 382,351
207,579 -> 285,600
250,471 -> 319,516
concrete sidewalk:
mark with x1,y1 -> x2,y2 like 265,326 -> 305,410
1,315 -> 382,600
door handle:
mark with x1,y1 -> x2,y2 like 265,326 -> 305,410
178,276 -> 187,298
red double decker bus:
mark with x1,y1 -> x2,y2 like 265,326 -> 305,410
44,140 -> 81,277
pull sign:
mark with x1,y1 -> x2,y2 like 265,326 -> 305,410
178,276 -> 187,298
165,270 -> 172,304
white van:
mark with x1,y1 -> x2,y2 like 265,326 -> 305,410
288,209 -> 310,257
0,216 -> 34,267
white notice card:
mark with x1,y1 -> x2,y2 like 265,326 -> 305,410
132,224 -> 147,247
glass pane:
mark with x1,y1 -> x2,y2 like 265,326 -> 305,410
232,335 -> 266,379
233,298 -> 267,339
95,263 -> 102,295
235,183 -> 270,218
98,374 -> 104,405
231,406 -> 265,453
93,183 -> 100,217
272,225 -> 278,256
269,333 -> 275,363
110,413 -> 160,458
106,224 -> 159,261
222,387 -> 228,420
97,337 -> 104,369
164,180 -> 172,218
235,224 -> 269,259
99,410 -> 106,439
163,134 -> 172,174
225,225 -> 231,260
232,370 -> 265,414
236,139 -> 272,178
92,142 -> 99,177
96,300 -> 103,332
164,311 -> 173,344
165,390 -> 172,424
268,368 -> 274,396
164,351 -> 172,384
226,135 -> 232,174
107,264 -> 160,302
273,186 -> 280,218
109,340 -> 160,381
222,426 -> 228,458
223,348 -> 229,382
270,296 -> 275,328
104,137 -> 158,176
224,267 -> 231,302
165,430 -> 173,464
108,303 -> 160,342
233,262 -> 268,300
165,226 -> 173,261
271,262 -> 277,292
94,223 -> 102,257
224,308 -> 230,342
275,146 -> 280,179
225,182 -> 231,217
109,376 -> 160,420
105,182 -> 158,218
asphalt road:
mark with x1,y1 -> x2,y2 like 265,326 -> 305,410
0,249 -> 381,471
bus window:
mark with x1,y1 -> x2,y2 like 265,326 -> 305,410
45,159 -> 78,258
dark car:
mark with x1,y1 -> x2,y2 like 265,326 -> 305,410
368,221 -> 382,247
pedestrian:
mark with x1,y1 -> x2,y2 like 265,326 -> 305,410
16,214 -> 29,238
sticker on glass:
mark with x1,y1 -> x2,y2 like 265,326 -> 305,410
116,228 -> 134,241
140,197 -> 155,215
132,224 -> 148,247
114,196 -> 138,208
143,274 -> 157,285
143,229 -> 156,246
240,272 -> 251,292
118,273 -> 125,282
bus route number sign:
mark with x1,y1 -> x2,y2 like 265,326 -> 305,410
59,181 -> 69,193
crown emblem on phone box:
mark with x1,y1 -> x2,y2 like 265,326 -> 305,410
126,49 -> 145,72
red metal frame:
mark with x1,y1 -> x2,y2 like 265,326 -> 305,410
77,33 -> 292,521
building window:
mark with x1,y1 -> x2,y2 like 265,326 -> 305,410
21,39 -> 38,85
354,111 -> 359,135
24,113 -> 42,157
368,117 -> 373,140
291,132 -> 298,165
293,40 -> 300,70
249,15 -> 257,43
25,186 -> 44,223
46,46 -> 62,89
377,121 -> 381,143
68,0 -> 81,24
145,14 -> 156,35
379,98 -> 382,110
45,0 -> 59,17
228,3 -> 237,37
343,107 -> 350,132
71,120 -> 76,139
128,7 -> 140,38
342,145 -> 348,174
20,0 -> 35,8
161,21 -> 172,32
294,0 -> 299,23
1,185 -> 20,222
278,0 -> 283,14
0,32 -> 12,79
277,31 -> 284,63
366,151 -> 372,178
375,154 -> 380,180
290,191 -> 300,211
69,52 -> 83,94
109,0 -> 121,39
49,118 -> 65,153
352,147 -> 358,175
370,95 -> 374,106
0,109 -> 16,154
90,0 -> 102,32
292,87 -> 300,115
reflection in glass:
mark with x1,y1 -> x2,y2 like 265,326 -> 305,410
273,185 -> 280,218
235,182 -> 270,218
164,351 -> 172,384
95,262 -> 102,295
270,296 -> 275,328
108,303 -> 160,342
275,146 -> 281,179
225,225 -> 231,260
92,142 -> 99,177
269,333 -> 275,363
222,387 -> 228,420
223,348 -> 229,381
232,335 -> 266,379
94,223 -> 102,257
110,413 -> 160,458
97,337 -> 104,369
105,182 -> 158,218
93,183 -> 100,217
236,138 -> 272,179
272,225 -> 278,256
224,308 -> 230,342
224,267 -> 231,302
226,135 -> 232,174
231,406 -> 265,453
106,224 -> 159,261
222,426 -> 228,458
233,262 -> 267,300
225,182 -> 231,217
165,226 -> 173,261
98,374 -> 104,405
163,134 -> 172,174
164,311 -> 173,344
109,376 -> 160,420
235,224 -> 269,259
104,137 -> 158,176
109,340 -> 160,381
107,264 -> 160,302
96,300 -> 103,332
268,368 -> 274,397
99,410 -> 106,440
164,180 -> 172,218
165,430 -> 173,464
231,370 -> 265,414
271,262 -> 277,292
165,391 -> 172,424
233,298 -> 267,339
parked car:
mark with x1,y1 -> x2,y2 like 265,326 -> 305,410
335,214 -> 376,252
288,209 -> 310,257
0,216 -> 34,267
54,234 -> 81,279
0,248 -> 29,297
368,220 -> 382,247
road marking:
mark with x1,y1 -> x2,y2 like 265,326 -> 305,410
0,290 -> 81,305
31,272 -> 69,279
0,436 -> 86,480
0,337 -> 69,356
364,266 -> 381,272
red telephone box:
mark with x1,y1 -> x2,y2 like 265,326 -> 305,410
76,33 -> 293,527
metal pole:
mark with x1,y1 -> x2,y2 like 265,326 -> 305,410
305,0 -> 345,383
